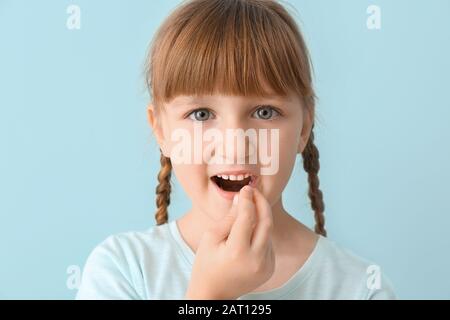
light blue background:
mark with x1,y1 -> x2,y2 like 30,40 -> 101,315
1,0 -> 449,299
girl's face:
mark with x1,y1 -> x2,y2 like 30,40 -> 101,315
148,92 -> 313,220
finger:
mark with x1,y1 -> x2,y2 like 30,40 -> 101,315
227,185 -> 256,248
250,187 -> 273,254
230,193 -> 239,217
223,194 -> 239,241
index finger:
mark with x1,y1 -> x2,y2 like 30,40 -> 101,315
227,185 -> 256,248
250,187 -> 273,253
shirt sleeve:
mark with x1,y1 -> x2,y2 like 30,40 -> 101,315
75,235 -> 142,300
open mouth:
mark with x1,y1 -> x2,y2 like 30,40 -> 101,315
210,173 -> 256,192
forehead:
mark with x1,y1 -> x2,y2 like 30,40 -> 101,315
168,94 -> 295,107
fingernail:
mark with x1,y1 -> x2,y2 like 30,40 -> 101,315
232,194 -> 239,206
241,185 -> 253,194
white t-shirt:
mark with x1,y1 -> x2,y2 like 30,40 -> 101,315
76,219 -> 397,300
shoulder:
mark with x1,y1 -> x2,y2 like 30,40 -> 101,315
76,224 -> 173,300
314,236 -> 397,299
93,224 -> 173,258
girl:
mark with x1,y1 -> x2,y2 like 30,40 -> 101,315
76,0 -> 396,300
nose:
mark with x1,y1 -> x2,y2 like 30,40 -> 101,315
212,116 -> 258,165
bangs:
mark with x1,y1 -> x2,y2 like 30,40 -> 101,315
145,0 -> 315,108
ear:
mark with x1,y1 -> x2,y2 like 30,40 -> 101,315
147,103 -> 170,157
297,107 -> 314,154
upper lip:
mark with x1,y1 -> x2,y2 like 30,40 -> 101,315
210,170 -> 259,178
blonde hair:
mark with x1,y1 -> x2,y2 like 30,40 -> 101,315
144,0 -> 326,236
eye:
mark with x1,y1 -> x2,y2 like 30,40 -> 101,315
187,108 -> 214,121
252,105 -> 281,120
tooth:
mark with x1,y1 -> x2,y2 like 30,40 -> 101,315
222,175 -> 229,180
229,175 -> 237,181
217,175 -> 222,178
237,175 -> 244,180
244,174 -> 250,179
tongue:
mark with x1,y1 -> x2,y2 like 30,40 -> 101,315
215,176 -> 252,192
220,179 -> 246,192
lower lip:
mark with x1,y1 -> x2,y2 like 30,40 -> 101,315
211,176 -> 259,201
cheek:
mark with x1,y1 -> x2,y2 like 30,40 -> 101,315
172,164 -> 208,197
260,131 -> 298,204
172,163 -> 231,218
173,164 -> 208,209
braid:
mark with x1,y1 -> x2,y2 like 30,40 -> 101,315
155,151 -> 172,225
301,125 -> 327,237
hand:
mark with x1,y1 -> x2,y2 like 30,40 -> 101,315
185,185 -> 275,300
